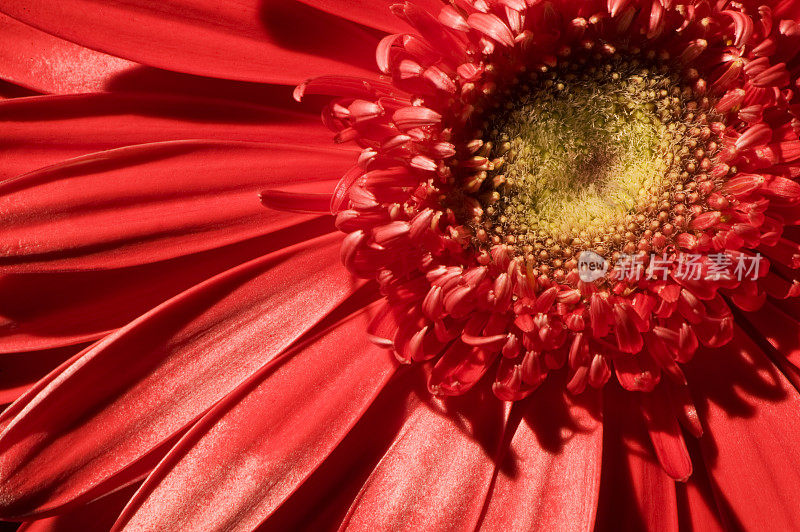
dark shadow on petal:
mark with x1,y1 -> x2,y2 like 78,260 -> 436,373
105,66 -> 329,112
257,0 -> 383,74
688,324 -> 785,462
0,345 -> 85,405
595,380 -> 668,531
257,365 -> 422,531
677,437 -> 745,532
0,217 -> 335,353
682,319 -> 795,530
520,369 -> 603,454
0,80 -> 38,99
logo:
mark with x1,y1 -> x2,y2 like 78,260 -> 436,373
578,250 -> 608,282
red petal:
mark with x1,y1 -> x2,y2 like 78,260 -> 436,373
640,385 -> 692,481
339,390 -> 510,530
676,442 -> 727,531
689,211 -> 722,230
0,346 -> 79,404
0,13 -> 138,94
20,483 -> 139,532
0,348 -> 86,435
0,218 -> 332,353
735,123 -> 772,151
296,0 -> 444,33
595,384 -> 679,530
0,141 -> 352,271
113,308 -> 396,531
254,366 -> 422,530
614,354 -> 661,392
608,0 -> 632,17
0,235 -> 357,518
614,303 -> 644,353
0,0 -> 379,84
685,329 -> 800,530
0,93 -> 334,180
260,191 -> 333,213
467,13 -> 516,47
392,105 -> 442,129
479,379 -> 603,531
428,340 -> 498,396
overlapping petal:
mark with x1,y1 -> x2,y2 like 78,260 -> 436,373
0,94 -> 332,180
113,308 -> 396,531
0,13 -> 138,94
339,390 -> 510,530
0,218 -> 331,353
19,484 -> 140,532
0,141 -> 351,271
0,234 -> 355,518
0,0 -> 380,84
477,380 -> 603,531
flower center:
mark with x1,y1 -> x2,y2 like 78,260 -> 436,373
455,55 -> 722,282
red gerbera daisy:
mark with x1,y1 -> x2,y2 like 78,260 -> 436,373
2,0 -> 800,530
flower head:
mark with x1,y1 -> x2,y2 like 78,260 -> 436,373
3,0 -> 800,529
271,0 -> 800,480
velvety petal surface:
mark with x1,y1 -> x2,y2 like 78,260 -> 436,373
19,484 -> 140,532
477,379 -> 603,532
0,93 -> 333,180
0,234 -> 356,518
113,308 -> 396,532
686,330 -> 800,530
0,140 -> 349,271
0,0 -> 380,84
339,389 -> 510,531
595,384 -> 679,532
0,217 -> 332,353
0,13 -> 137,94
256,368 -> 426,531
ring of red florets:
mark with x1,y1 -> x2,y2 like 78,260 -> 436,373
295,0 -> 800,402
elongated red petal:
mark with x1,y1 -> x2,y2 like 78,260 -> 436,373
0,13 -> 137,94
467,13 -> 516,47
296,0 -> 444,33
0,217 -> 332,353
113,308 -> 396,532
0,0 -> 379,84
0,141 -> 352,271
685,330 -> 800,530
339,391 -> 511,530
479,379 -> 603,531
640,386 -> 692,481
0,235 -> 356,518
19,483 -> 140,532
0,94 -> 333,180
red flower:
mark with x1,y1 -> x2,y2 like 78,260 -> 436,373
2,0 -> 800,530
